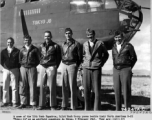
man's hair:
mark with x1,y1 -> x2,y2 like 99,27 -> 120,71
65,28 -> 73,34
7,37 -> 14,43
44,31 -> 52,38
114,30 -> 123,37
23,34 -> 31,40
86,28 -> 95,36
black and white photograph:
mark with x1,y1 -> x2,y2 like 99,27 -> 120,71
0,0 -> 151,120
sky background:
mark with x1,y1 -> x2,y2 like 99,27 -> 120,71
101,0 -> 151,72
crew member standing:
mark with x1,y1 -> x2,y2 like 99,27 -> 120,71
61,28 -> 82,110
0,37 -> 20,107
18,35 -> 40,109
37,31 -> 61,110
112,31 -> 137,111
82,29 -> 109,110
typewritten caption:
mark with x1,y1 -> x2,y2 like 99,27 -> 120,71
12,114 -> 139,120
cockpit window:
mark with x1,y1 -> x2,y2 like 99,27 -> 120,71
70,0 -> 117,13
105,0 -> 117,9
87,0 -> 105,12
16,0 -> 39,4
0,0 -> 5,7
70,0 -> 87,13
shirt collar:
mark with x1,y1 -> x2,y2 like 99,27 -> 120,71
116,43 -> 122,47
89,38 -> 97,43
64,38 -> 74,45
24,44 -> 32,50
88,39 -> 97,46
7,47 -> 14,55
115,39 -> 125,47
7,46 -> 14,50
44,40 -> 53,46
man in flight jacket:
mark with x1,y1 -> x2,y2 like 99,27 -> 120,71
82,29 -> 109,110
112,31 -> 137,111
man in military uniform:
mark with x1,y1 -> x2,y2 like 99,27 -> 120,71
37,31 -> 61,110
0,37 -> 20,107
61,28 -> 82,110
112,31 -> 137,111
18,35 -> 40,109
82,29 -> 109,110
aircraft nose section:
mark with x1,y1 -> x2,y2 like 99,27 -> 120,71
117,0 -> 143,42
0,0 -> 5,7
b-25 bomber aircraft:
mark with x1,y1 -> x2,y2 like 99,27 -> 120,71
0,0 -> 145,50
0,0 -> 149,107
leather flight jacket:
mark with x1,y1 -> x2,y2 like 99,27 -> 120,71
61,38 -> 82,66
1,47 -> 20,69
82,39 -> 109,69
112,42 -> 137,70
19,45 -> 40,68
39,41 -> 61,68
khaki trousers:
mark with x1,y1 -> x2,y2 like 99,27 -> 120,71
19,66 -> 37,105
113,67 -> 132,111
3,68 -> 19,104
83,68 -> 101,111
38,65 -> 57,107
61,63 -> 78,109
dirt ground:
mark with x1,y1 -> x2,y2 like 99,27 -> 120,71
0,75 -> 150,111
100,76 -> 150,111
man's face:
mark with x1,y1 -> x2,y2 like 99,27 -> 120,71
114,34 -> 123,45
44,32 -> 52,43
7,39 -> 14,48
65,31 -> 72,40
87,32 -> 94,41
24,38 -> 32,46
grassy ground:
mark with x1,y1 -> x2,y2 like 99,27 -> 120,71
0,75 -> 150,111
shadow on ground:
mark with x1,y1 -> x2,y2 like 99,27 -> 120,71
131,96 -> 150,105
0,85 -> 150,111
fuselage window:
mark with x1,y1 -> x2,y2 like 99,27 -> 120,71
16,0 -> 26,4
105,0 -> 117,9
30,0 -> 39,2
0,0 -> 5,7
87,0 -> 105,12
70,0 -> 87,13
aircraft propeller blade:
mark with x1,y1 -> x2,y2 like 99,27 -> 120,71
20,9 -> 29,36
141,7 -> 150,10
100,35 -> 115,50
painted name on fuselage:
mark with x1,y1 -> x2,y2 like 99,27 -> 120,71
19,8 -> 41,16
33,19 -> 52,25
